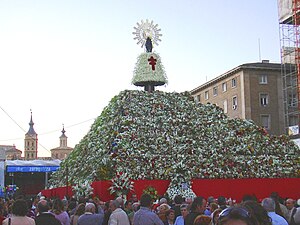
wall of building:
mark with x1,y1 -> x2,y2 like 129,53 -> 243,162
247,69 -> 284,135
191,63 -> 284,136
194,72 -> 242,119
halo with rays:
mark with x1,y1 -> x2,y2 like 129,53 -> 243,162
133,19 -> 162,48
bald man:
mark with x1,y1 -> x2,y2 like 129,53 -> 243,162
77,203 -> 104,225
286,198 -> 300,225
35,200 -> 61,225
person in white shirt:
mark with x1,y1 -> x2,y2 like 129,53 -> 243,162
108,199 -> 130,225
3,199 -> 35,225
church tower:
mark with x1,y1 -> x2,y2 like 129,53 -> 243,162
59,126 -> 68,148
24,112 -> 38,160
50,125 -> 73,160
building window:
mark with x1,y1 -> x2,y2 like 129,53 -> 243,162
259,75 -> 268,84
222,82 -> 227,92
232,78 -> 237,88
292,76 -> 297,87
261,115 -> 270,129
205,91 -> 209,100
213,87 -> 218,96
289,115 -> 298,126
288,92 -> 297,107
260,93 -> 269,107
223,99 -> 228,113
194,94 -> 200,103
232,96 -> 238,110
56,153 -> 59,159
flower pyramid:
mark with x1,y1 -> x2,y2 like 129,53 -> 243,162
49,90 -> 300,194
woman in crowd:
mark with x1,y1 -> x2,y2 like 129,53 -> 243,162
164,209 -> 175,225
102,201 -> 112,225
70,203 -> 85,225
211,208 -> 222,225
26,199 -> 35,219
240,200 -> 272,225
2,199 -> 35,225
158,203 -> 171,224
51,198 -> 70,225
194,215 -> 212,225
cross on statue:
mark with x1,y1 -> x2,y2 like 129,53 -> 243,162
148,56 -> 157,70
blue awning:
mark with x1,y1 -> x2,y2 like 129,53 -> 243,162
5,159 -> 61,173
7,166 -> 59,173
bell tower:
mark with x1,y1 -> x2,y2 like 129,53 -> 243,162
24,111 -> 38,160
59,125 -> 68,148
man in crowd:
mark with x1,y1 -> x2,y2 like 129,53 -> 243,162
286,198 -> 300,225
78,202 -> 104,225
184,196 -> 207,225
217,196 -> 227,210
108,199 -> 130,225
262,198 -> 288,225
35,199 -> 61,225
172,195 -> 184,219
204,196 -> 216,216
133,193 -> 164,225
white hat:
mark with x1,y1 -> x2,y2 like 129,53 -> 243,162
159,198 -> 167,204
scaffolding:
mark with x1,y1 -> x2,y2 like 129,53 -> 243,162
279,0 -> 300,135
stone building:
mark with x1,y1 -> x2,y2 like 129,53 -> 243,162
190,61 -> 285,135
0,145 -> 22,160
50,126 -> 73,160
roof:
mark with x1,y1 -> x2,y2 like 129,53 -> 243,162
26,113 -> 37,135
50,146 -> 73,151
0,145 -> 22,153
6,159 -> 61,167
60,127 -> 67,138
190,62 -> 282,94
5,148 -> 22,154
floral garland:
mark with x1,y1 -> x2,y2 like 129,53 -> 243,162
72,180 -> 94,198
109,172 -> 134,196
143,186 -> 158,201
166,183 -> 196,200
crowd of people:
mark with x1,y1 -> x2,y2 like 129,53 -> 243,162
0,192 -> 298,225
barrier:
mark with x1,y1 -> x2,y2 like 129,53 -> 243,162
41,178 -> 300,201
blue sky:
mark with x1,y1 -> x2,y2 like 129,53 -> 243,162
0,0 -> 281,156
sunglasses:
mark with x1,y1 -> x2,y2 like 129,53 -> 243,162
218,207 -> 251,220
